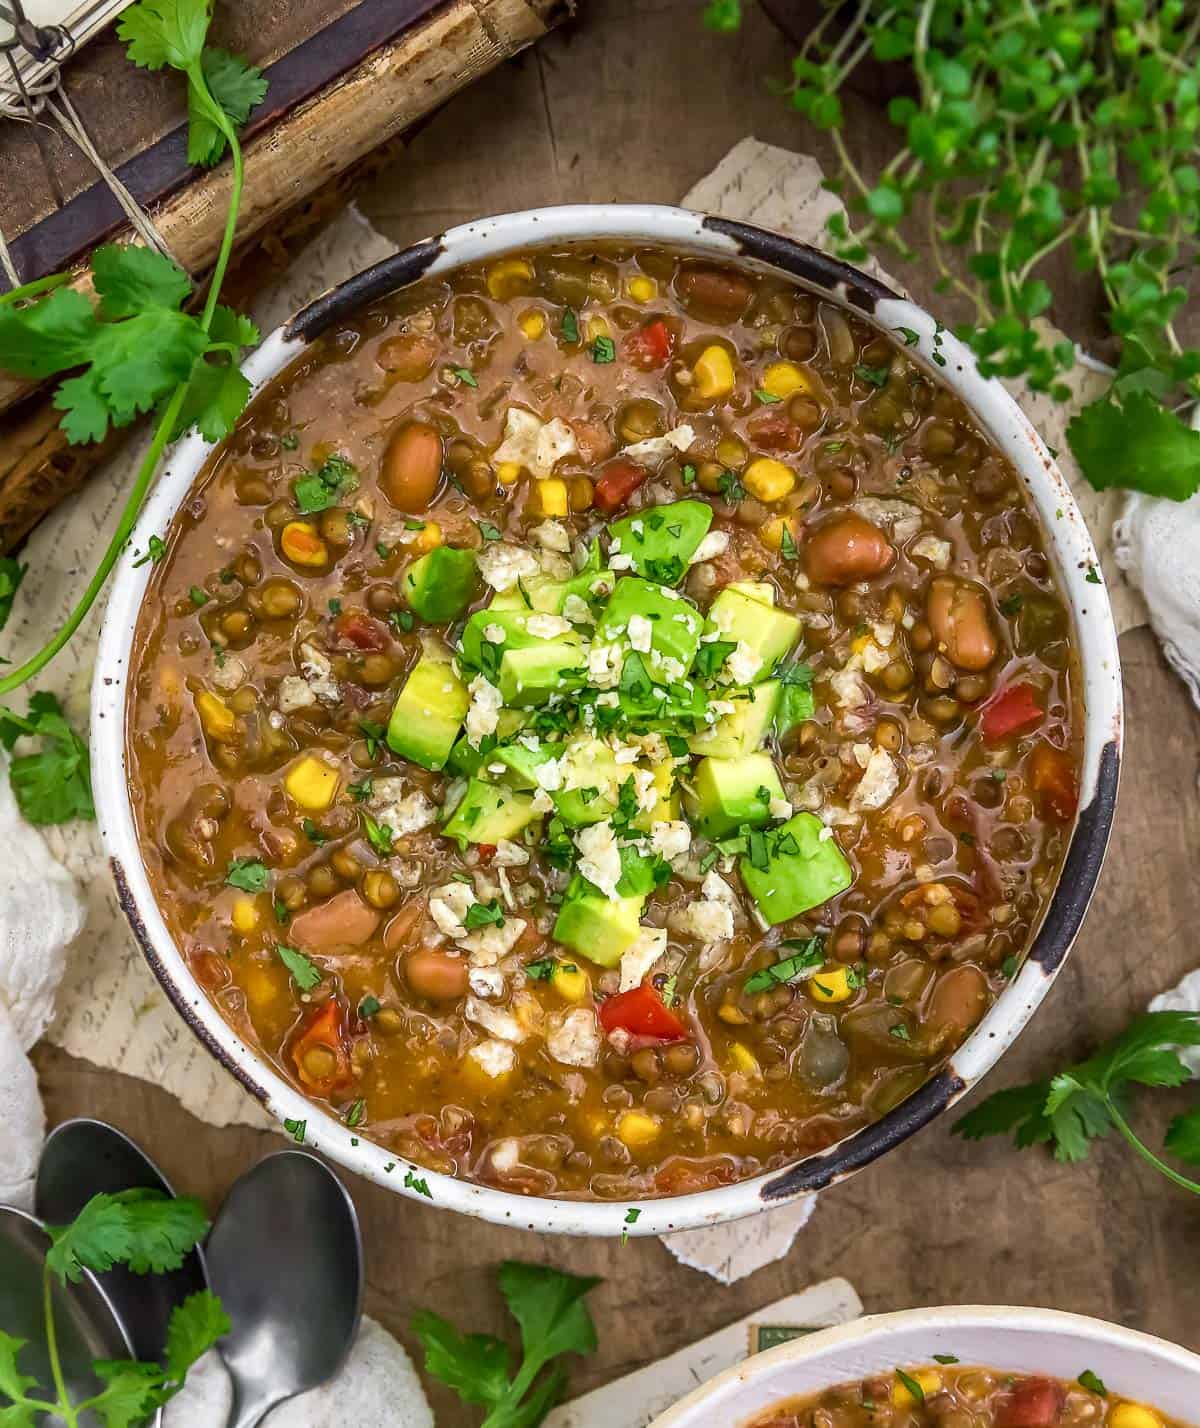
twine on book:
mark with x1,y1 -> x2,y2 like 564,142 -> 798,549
0,0 -> 179,289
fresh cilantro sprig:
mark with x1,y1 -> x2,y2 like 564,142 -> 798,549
704,1 -> 1200,502
0,1188 -> 228,1427
413,1262 -> 599,1428
0,0 -> 265,701
0,692 -> 94,825
954,1011 -> 1200,1195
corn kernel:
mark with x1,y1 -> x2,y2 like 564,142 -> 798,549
809,965 -> 854,1004
760,515 -> 801,552
486,257 -> 535,301
244,966 -> 283,1009
718,1003 -> 750,1025
533,478 -> 569,518
715,435 -> 747,469
496,461 -> 522,486
892,1370 -> 943,1408
284,754 -> 340,812
518,308 -> 546,340
692,344 -> 736,401
551,962 -> 589,1002
1111,1407 -> 1164,1428
728,1042 -> 761,1076
413,520 -> 442,553
585,314 -> 611,343
743,457 -> 796,503
761,361 -> 814,400
195,690 -> 237,742
280,520 -> 328,568
627,275 -> 657,303
231,896 -> 260,934
617,1110 -> 661,1149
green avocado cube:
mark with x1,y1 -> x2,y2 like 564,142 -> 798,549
595,577 -> 704,676
446,710 -> 527,777
554,737 -> 623,826
739,812 -> 854,925
443,778 -> 539,846
685,752 -> 785,839
385,655 -> 470,770
553,875 -> 646,967
688,680 -> 780,758
705,584 -> 801,679
402,546 -> 479,623
498,638 -> 587,706
608,500 -> 713,585
459,608 -> 539,669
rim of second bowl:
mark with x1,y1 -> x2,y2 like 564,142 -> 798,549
649,1305 -> 1200,1427
91,203 -> 1123,1237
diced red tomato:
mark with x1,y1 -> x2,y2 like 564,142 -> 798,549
980,682 -> 1043,742
594,458 -> 650,514
291,1000 -> 354,1097
622,319 -> 674,370
334,609 -> 389,651
996,1378 -> 1066,1428
599,983 -> 688,1041
475,844 -> 497,864
1027,741 -> 1077,823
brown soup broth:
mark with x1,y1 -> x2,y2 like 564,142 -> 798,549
126,244 -> 1081,1199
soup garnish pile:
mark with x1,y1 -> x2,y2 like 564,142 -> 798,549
127,244 -> 1080,1199
747,1364 -> 1179,1428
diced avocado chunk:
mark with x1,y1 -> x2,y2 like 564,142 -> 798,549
595,577 -> 704,675
459,608 -> 541,669
685,753 -> 785,839
688,680 -> 780,758
553,875 -> 646,967
386,655 -> 469,770
403,547 -> 479,622
705,586 -> 801,678
608,500 -> 713,585
499,638 -> 587,706
493,740 -> 554,789
739,812 -> 854,925
489,547 -> 614,618
443,778 -> 539,846
555,737 -> 623,827
729,580 -> 775,605
449,709 -> 528,777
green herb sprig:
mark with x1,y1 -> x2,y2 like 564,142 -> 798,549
413,1262 -> 599,1428
954,1010 -> 1200,1194
704,0 -> 1200,502
0,1189 -> 228,1426
0,0 -> 264,703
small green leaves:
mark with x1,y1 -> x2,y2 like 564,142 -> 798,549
1078,1368 -> 1107,1396
294,454 -> 358,513
1069,392 -> 1200,502
225,857 -> 269,892
590,335 -> 616,364
0,692 -> 94,825
0,557 -> 25,631
276,943 -> 322,992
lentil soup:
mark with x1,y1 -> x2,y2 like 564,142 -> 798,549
125,243 -> 1081,1200
746,1364 -> 1185,1428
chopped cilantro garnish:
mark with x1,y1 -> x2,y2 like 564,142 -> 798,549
464,900 -> 505,930
276,943 -> 321,991
590,335 -> 616,364
293,454 -> 357,514
744,937 -> 823,994
362,812 -> 394,856
451,367 -> 478,387
225,856 -> 269,892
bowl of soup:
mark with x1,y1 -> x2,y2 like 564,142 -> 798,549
649,1306 -> 1199,1427
92,204 -> 1121,1235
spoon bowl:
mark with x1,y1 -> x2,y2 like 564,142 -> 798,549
36,1117 -> 208,1362
0,1205 -> 133,1426
205,1150 -> 363,1428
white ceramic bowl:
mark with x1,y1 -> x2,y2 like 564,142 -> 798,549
92,204 -> 1123,1237
651,1306 -> 1200,1426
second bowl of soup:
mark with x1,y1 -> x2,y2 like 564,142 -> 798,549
93,205 -> 1121,1235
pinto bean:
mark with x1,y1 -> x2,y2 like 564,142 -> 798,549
381,420 -> 442,512
674,264 -> 754,321
377,332 -> 438,381
405,947 -> 469,1000
289,889 -> 381,950
803,513 -> 894,586
926,575 -> 997,670
927,965 -> 989,1035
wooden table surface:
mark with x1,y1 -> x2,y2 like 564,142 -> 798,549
32,1 -> 1200,1419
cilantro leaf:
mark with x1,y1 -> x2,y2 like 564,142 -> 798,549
276,943 -> 322,991
192,48 -> 267,165
0,287 -> 100,379
1068,392 -> 1200,502
91,244 -> 191,318
464,900 -> 505,930
0,1332 -> 39,1406
225,857 -> 269,892
0,557 -> 25,632
294,455 -> 358,514
163,1290 -> 231,1385
0,692 -> 94,825
954,1011 -> 1200,1193
117,0 -> 209,71
44,1188 -> 208,1284
744,937 -> 824,994
413,1262 -> 599,1428
85,1361 -> 164,1428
